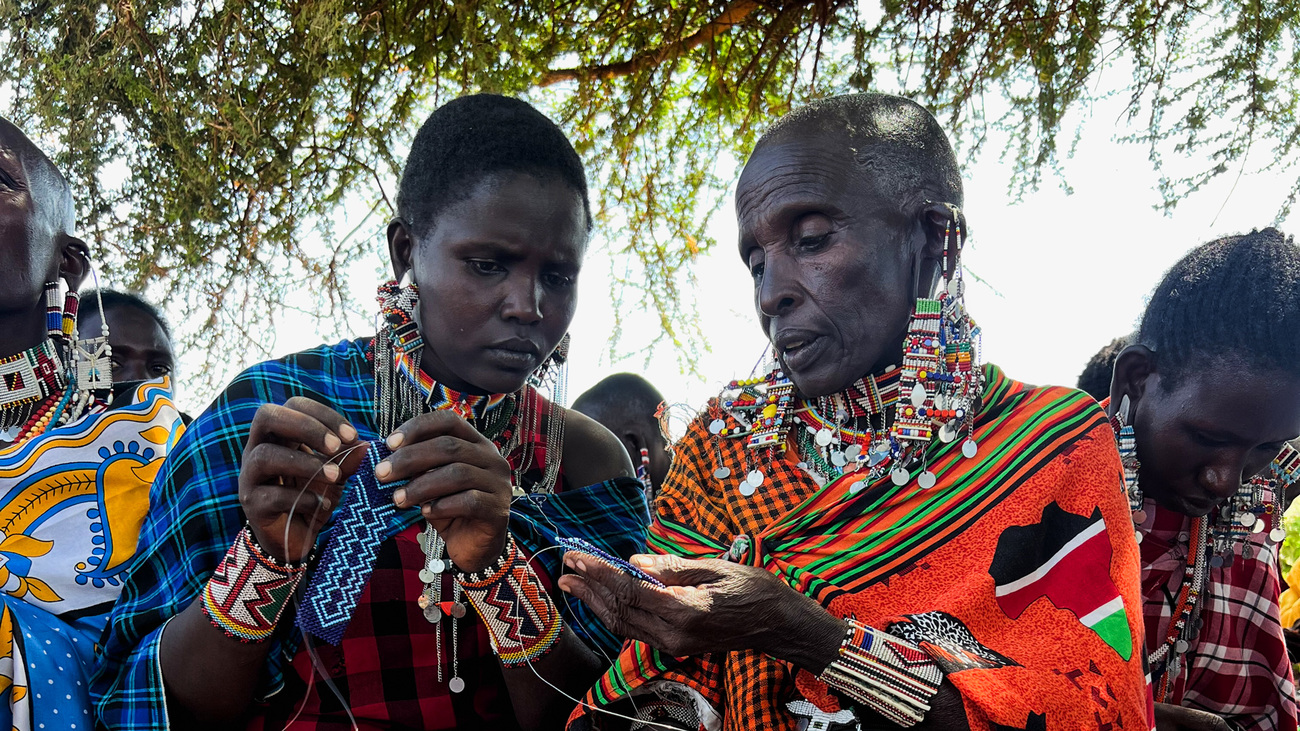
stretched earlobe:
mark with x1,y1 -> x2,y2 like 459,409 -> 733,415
58,238 -> 91,291
1108,345 -> 1156,418
916,202 -> 966,297
387,218 -> 415,283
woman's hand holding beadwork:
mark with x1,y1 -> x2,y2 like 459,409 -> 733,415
239,397 -> 367,563
558,552 -> 847,672
380,410 -> 514,573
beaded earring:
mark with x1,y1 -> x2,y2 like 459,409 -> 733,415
69,264 -> 112,394
1112,394 -> 1145,542
1210,443 -> 1299,565
44,281 -> 62,340
529,332 -> 571,406
373,272 -> 423,435
889,211 -> 981,487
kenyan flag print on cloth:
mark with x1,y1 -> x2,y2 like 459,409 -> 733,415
988,503 -> 1133,661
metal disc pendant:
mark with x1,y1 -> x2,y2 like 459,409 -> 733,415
815,428 -> 833,446
423,604 -> 443,623
917,471 -> 937,489
747,469 -> 765,487
428,558 -> 447,573
1133,530 -> 1143,544
738,479 -> 756,497
417,532 -> 428,550
1252,519 -> 1266,534
1238,511 -> 1256,527
713,466 -> 731,479
1243,544 -> 1254,560
1210,554 -> 1225,568
844,444 -> 862,459
849,479 -> 868,495
450,602 -> 467,619
891,467 -> 910,486
708,419 -> 725,435
1132,509 -> 1147,524
418,569 -> 438,584
1271,528 -> 1287,543
938,422 -> 957,443
1174,639 -> 1189,654
449,677 -> 466,694
961,439 -> 978,459
830,451 -> 847,467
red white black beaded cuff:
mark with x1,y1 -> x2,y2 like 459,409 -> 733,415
456,536 -> 562,667
202,525 -> 308,642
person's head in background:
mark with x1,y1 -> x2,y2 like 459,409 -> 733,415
1077,335 -> 1132,401
571,373 -> 671,498
1109,228 -> 1300,517
78,290 -> 176,385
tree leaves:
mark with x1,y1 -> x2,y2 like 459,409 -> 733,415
2,0 -> 1297,394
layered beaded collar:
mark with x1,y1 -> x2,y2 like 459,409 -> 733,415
393,346 -> 510,422
0,338 -> 67,430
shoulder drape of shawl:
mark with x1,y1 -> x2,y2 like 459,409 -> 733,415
572,365 -> 1154,731
0,377 -> 183,731
91,340 -> 649,731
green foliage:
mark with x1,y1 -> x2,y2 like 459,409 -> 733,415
3,0 -> 1299,391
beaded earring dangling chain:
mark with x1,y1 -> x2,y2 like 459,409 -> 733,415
373,273 -> 425,436
1210,443 -> 1299,565
1112,394 -> 1146,543
72,274 -> 113,395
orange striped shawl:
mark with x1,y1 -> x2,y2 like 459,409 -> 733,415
570,365 -> 1154,731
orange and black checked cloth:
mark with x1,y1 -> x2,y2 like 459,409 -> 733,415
570,364 -> 1154,731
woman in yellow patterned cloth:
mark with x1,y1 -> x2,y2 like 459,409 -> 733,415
0,118 -> 184,730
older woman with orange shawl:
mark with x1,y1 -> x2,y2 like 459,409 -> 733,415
560,94 -> 1152,731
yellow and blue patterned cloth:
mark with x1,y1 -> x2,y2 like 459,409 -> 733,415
0,378 -> 183,731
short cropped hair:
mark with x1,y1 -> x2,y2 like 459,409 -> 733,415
80,289 -> 172,341
1138,228 -> 1300,386
395,94 -> 591,236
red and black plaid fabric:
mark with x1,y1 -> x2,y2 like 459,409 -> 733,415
246,439 -> 562,731
1140,500 -> 1298,731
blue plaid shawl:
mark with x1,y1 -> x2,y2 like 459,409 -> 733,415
90,340 -> 649,730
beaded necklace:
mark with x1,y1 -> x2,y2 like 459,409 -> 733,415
1119,419 -> 1299,700
384,345 -> 564,694
0,338 -> 68,432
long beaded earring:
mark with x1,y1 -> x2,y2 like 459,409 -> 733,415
529,332 -> 571,406
889,210 -> 981,488
72,270 -> 112,394
44,281 -> 63,341
1112,394 -> 1145,543
373,271 -> 423,435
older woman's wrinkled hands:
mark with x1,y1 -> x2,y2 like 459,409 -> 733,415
558,552 -> 846,669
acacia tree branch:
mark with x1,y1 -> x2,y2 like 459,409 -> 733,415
537,0 -> 766,86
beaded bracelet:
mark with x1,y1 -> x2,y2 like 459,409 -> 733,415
202,525 -> 308,642
818,619 -> 944,727
456,536 -> 562,667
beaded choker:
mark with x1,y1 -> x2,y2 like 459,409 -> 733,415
0,338 -> 67,431
394,348 -> 510,423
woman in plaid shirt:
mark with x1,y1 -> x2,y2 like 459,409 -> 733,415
91,95 -> 651,730
1108,229 -> 1300,731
